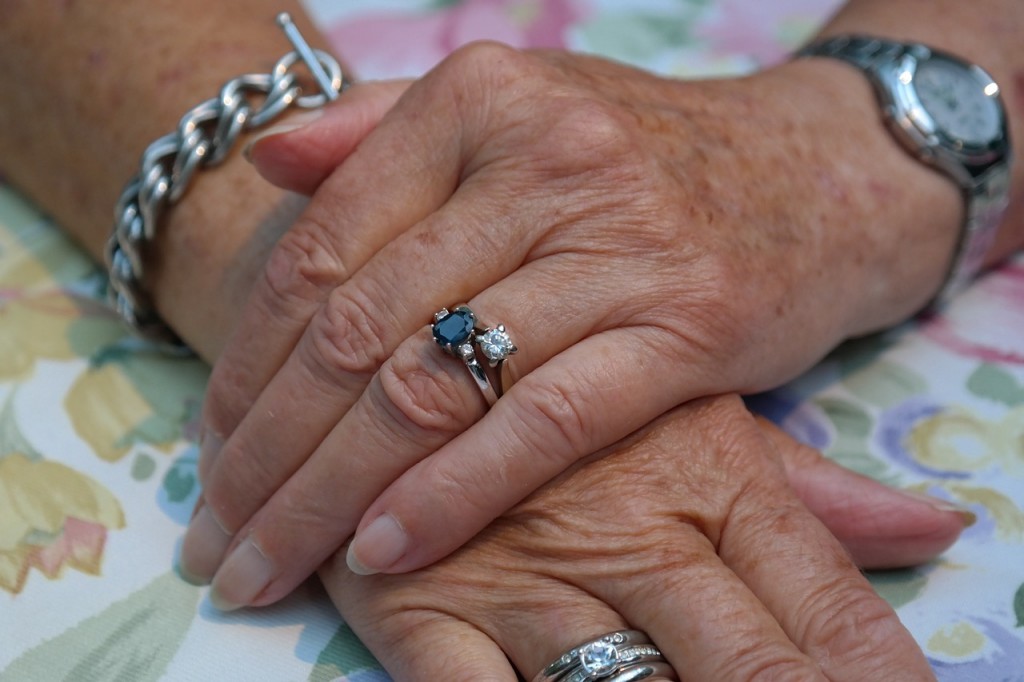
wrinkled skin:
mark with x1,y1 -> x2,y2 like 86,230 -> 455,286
320,396 -> 937,681
184,45 -> 960,603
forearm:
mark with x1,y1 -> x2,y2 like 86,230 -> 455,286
0,1 -> 332,358
813,0 -> 1024,331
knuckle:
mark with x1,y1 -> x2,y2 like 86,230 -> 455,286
510,379 -> 593,463
261,216 -> 347,313
740,655 -> 823,682
524,99 -> 647,189
441,40 -> 533,88
376,341 -> 480,437
797,572 -> 907,668
306,286 -> 390,380
263,487 -> 350,549
549,98 -> 637,160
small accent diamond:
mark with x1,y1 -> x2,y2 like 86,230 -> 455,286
479,327 -> 514,361
579,641 -> 619,676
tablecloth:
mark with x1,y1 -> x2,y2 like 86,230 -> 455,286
2,1 -> 1023,680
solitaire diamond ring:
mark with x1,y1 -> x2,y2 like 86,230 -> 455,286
532,630 -> 676,682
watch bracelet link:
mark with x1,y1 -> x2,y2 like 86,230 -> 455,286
797,35 -> 904,70
798,35 -> 1012,308
105,13 -> 346,350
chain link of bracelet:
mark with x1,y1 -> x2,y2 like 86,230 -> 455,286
105,13 -> 345,348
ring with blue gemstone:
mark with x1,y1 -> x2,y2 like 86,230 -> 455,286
432,305 -> 517,406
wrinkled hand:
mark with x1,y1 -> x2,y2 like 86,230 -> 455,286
184,45 -> 961,603
320,396 -> 937,681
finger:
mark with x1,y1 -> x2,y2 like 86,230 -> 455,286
247,79 -> 413,195
757,416 -> 969,568
601,530 -> 826,681
345,324 -> 709,574
719,432 -> 935,679
343,609 -> 516,682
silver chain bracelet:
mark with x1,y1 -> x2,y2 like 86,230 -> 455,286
105,13 -> 345,348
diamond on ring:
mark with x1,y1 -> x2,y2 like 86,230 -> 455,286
478,325 -> 517,365
579,640 -> 619,677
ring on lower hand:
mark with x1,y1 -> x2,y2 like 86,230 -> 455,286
532,630 -> 677,682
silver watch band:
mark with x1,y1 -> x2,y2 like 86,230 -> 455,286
799,35 -> 1012,307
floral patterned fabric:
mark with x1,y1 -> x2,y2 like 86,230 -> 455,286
2,1 -> 1022,680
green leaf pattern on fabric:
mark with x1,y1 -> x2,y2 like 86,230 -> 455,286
162,454 -> 199,504
576,4 -> 708,64
814,396 -> 895,483
310,623 -> 382,681
967,363 -> 1024,406
843,360 -> 929,409
0,572 -> 200,681
1015,582 -> 1024,628
868,568 -> 929,610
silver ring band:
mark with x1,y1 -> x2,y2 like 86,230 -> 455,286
604,662 -> 677,682
532,630 -> 676,682
432,305 -> 517,406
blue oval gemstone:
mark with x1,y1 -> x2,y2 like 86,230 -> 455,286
433,309 -> 474,347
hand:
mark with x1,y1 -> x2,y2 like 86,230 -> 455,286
318,396 -> 938,681
185,45 -> 962,599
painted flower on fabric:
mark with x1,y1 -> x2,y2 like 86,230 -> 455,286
907,404 -> 1024,477
928,619 -> 1024,677
0,190 -> 122,380
0,291 -> 79,380
0,452 -> 124,595
921,262 -> 1024,366
878,401 -> 1024,541
696,0 -> 843,67
325,0 -> 588,79
64,352 -> 207,463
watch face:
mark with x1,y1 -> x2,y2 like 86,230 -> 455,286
914,58 -> 1001,145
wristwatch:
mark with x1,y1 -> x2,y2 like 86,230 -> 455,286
798,35 -> 1012,307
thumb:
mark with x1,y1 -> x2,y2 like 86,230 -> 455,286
245,79 -> 413,194
755,416 -> 972,569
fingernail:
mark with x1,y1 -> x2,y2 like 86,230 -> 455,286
346,514 -> 407,576
180,505 -> 233,585
243,109 -> 326,161
209,537 -> 274,611
900,489 -> 977,527
197,431 -> 224,486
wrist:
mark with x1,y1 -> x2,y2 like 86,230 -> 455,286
108,13 -> 341,360
755,58 -> 964,336
148,160 -> 303,362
